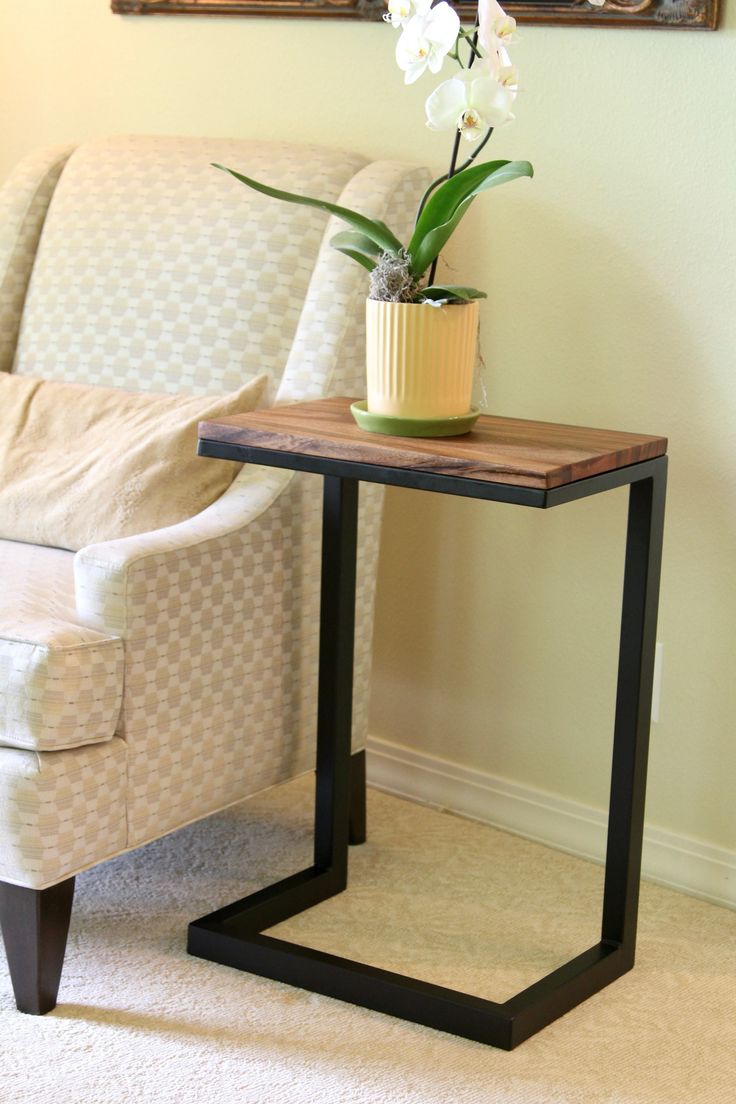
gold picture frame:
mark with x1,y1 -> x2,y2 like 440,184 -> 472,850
111,0 -> 719,30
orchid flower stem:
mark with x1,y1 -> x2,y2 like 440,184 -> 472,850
456,126 -> 495,172
458,29 -> 483,59
467,24 -> 480,70
426,22 -> 479,287
447,129 -> 464,184
414,123 -> 494,227
415,170 -> 450,224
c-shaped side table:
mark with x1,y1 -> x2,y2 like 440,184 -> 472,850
189,397 -> 667,1050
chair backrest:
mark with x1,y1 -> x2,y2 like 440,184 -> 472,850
5,136 -> 427,404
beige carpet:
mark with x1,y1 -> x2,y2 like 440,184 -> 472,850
2,777 -> 735,1104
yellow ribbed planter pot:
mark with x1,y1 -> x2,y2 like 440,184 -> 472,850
365,299 -> 479,421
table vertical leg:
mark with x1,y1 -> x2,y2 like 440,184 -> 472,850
187,475 -> 360,945
349,750 -> 367,846
313,475 -> 359,884
601,460 -> 668,955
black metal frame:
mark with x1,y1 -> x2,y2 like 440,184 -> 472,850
189,441 -> 667,1050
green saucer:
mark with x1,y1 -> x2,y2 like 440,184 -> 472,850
350,401 -> 480,438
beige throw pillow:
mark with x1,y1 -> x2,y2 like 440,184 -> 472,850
0,372 -> 268,551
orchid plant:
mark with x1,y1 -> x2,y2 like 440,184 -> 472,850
215,0 -> 532,305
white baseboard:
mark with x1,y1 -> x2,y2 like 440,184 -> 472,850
366,735 -> 736,912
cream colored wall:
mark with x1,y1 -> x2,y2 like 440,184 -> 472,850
1,1 -> 734,851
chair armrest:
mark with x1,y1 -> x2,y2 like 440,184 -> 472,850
73,458 -> 316,847
72,438 -> 376,849
74,464 -> 293,637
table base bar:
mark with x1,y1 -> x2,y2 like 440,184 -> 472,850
188,879 -> 631,1050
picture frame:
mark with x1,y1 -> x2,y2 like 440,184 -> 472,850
111,0 -> 719,30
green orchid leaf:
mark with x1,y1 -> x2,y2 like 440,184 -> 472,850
421,284 -> 487,302
213,163 -> 403,257
409,195 -> 475,280
330,230 -> 380,272
331,249 -> 377,273
410,160 -> 534,255
408,159 -> 534,277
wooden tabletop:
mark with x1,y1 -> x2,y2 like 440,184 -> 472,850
199,398 -> 667,491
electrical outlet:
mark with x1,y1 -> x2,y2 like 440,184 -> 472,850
651,643 -> 663,724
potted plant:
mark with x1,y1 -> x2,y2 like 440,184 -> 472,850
216,0 -> 532,436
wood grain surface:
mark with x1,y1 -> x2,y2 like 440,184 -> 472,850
199,398 -> 667,490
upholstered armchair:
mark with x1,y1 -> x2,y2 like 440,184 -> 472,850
0,136 -> 427,1014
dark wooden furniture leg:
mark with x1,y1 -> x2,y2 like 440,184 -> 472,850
349,749 -> 367,846
0,877 -> 75,1014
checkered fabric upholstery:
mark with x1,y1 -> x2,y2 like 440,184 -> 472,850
0,145 -> 74,375
0,740 -> 127,889
0,136 -> 428,888
0,540 -> 123,753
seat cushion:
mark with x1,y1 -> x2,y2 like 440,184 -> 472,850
0,540 -> 124,751
0,738 -> 128,888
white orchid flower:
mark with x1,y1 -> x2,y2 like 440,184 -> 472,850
395,2 -> 461,85
484,46 -> 520,99
478,0 -> 519,80
496,63 -> 519,95
384,0 -> 432,29
489,13 -> 519,45
478,0 -> 519,47
425,67 -> 514,141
